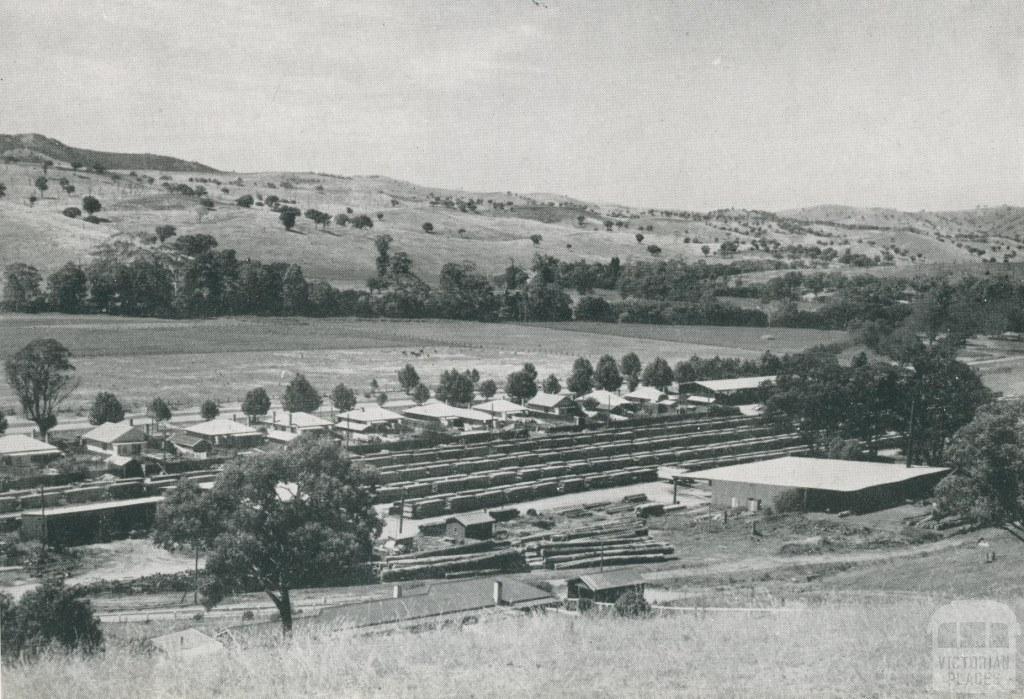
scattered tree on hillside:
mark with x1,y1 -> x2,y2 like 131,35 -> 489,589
4,339 -> 78,439
2,263 -> 44,312
282,374 -> 321,413
530,234 -> 543,246
701,245 -> 710,256
647,245 -> 662,256
242,387 -> 271,421
330,383 -> 357,412
641,357 -> 674,391
577,215 -> 585,226
397,364 -> 420,394
0,578 -> 103,660
635,233 -> 644,244
334,213 -> 349,227
0,412 -> 7,436
478,379 -> 498,399
62,206 -> 81,218
82,196 -> 101,216
542,374 -> 562,394
154,436 -> 381,635
88,392 -> 124,425
376,392 -> 388,406
566,357 -> 594,395
34,176 -> 47,198
412,383 -> 431,404
351,215 -> 373,229
506,369 -> 538,403
436,369 -> 475,406
155,224 -> 177,242
0,183 -> 6,198
373,235 -> 392,279
279,207 -> 299,231
594,354 -> 623,391
264,194 -> 280,209
620,352 -> 642,391
422,222 -> 434,234
304,209 -> 331,229
236,194 -> 254,208
171,233 -> 218,257
200,400 -> 220,420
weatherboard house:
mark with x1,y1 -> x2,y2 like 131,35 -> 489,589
183,419 -> 264,449
697,456 -> 949,513
82,422 -> 148,458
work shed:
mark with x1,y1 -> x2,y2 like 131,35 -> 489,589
20,496 -> 164,546
566,570 -> 646,605
697,456 -> 949,513
445,512 -> 496,541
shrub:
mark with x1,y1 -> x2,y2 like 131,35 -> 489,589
614,590 -> 652,618
62,207 -> 81,219
0,578 -> 103,660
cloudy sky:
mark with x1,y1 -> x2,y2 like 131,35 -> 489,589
2,1 -> 1022,210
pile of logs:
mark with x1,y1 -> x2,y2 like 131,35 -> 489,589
380,541 -> 527,582
515,516 -> 674,570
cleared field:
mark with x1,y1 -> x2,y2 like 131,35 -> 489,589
0,314 -> 847,411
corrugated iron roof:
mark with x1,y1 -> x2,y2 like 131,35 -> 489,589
446,511 -> 496,527
573,570 -> 646,591
697,456 -> 949,492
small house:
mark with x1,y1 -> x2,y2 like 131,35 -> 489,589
526,392 -> 577,417
445,512 -> 496,542
566,570 -> 646,605
579,390 -> 634,415
336,405 -> 406,437
184,419 -> 265,449
169,433 -> 212,459
257,411 -> 333,436
0,434 -> 63,473
82,422 -> 148,457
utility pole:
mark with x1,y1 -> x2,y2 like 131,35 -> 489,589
398,488 -> 407,535
905,392 -> 916,468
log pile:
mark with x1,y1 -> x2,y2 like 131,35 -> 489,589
380,542 -> 527,582
515,516 -> 674,570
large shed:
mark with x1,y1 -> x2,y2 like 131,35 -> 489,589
679,375 -> 777,406
566,570 -> 646,605
20,496 -> 164,546
697,456 -> 949,513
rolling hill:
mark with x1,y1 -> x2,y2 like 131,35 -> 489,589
1,134 -> 1021,288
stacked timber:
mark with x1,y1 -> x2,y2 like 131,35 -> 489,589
516,517 -> 674,570
380,541 -> 527,582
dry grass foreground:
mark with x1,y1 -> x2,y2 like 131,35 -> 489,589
7,597 -> 1020,698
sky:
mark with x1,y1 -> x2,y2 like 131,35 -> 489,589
2,0 -> 1022,211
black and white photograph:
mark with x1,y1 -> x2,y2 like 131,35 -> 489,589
1,1 -> 1022,696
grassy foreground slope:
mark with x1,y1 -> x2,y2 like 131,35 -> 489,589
5,598 -> 1011,698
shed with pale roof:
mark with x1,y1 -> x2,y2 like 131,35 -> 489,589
473,399 -> 528,420
680,375 -> 776,406
526,392 -> 577,417
184,419 -> 264,448
0,435 -> 62,471
401,403 -> 494,427
696,456 -> 949,513
257,411 -> 333,435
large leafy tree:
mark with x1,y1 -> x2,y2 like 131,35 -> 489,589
640,356 -> 674,391
46,262 -> 88,314
4,339 -> 78,439
620,352 -> 642,391
542,374 -> 561,394
200,400 -> 220,420
397,364 -> 420,394
331,382 -> 357,412
594,354 -> 623,392
156,436 -> 382,634
506,369 -> 538,403
566,357 -> 594,395
436,262 -> 499,321
478,379 -> 498,399
154,480 -> 220,603
436,369 -> 475,406
88,392 -> 125,425
242,387 -> 271,421
934,400 -> 1024,526
282,374 -> 321,413
2,263 -> 44,312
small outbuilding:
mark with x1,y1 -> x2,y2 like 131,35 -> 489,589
169,433 -> 212,459
566,570 -> 646,605
445,512 -> 496,541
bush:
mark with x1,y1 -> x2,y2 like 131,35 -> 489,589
62,207 -> 81,219
614,590 -> 652,618
1,578 -> 103,661
773,489 -> 805,513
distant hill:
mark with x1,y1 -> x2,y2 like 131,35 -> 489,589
0,133 -> 219,173
1,134 -> 1022,287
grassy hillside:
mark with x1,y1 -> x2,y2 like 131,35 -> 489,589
4,597 -> 1011,698
3,135 -> 1020,288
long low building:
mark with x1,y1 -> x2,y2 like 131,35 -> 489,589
696,456 -> 949,512
679,375 -> 777,406
20,496 -> 165,546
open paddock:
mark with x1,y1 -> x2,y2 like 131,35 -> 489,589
0,314 -> 848,411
